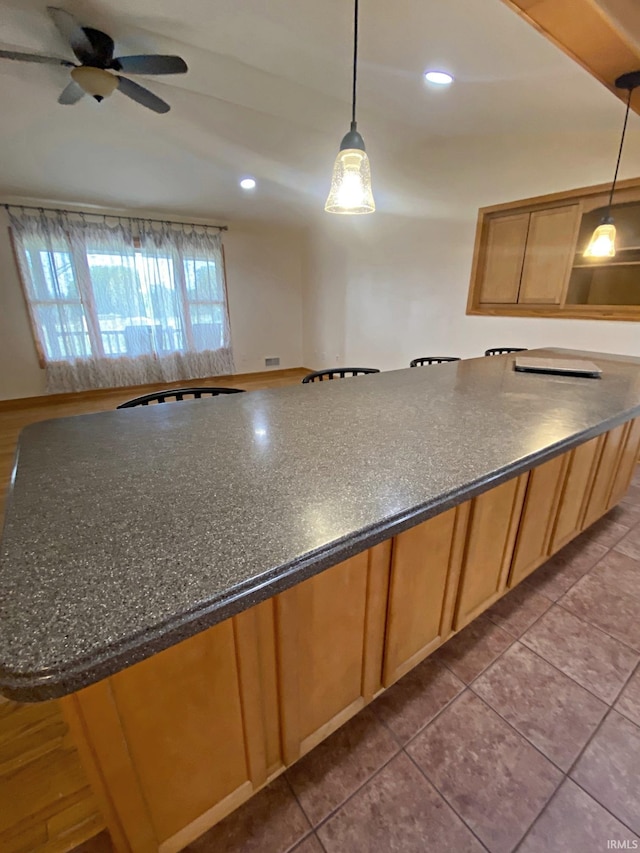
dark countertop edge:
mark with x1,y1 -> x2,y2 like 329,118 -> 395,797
3,403 -> 640,702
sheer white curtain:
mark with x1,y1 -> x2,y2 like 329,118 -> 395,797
10,209 -> 234,393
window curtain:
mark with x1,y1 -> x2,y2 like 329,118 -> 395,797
9,209 -> 234,393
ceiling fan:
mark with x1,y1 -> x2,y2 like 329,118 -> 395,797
0,6 -> 188,113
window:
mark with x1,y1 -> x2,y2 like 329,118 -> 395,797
10,210 -> 234,393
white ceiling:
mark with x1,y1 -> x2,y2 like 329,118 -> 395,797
0,0 -> 634,223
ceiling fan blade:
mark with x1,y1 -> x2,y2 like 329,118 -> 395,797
47,6 -> 94,61
0,49 -> 74,67
58,80 -> 85,105
116,76 -> 170,113
111,55 -> 187,75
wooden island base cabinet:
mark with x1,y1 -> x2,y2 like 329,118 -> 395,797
61,417 -> 640,853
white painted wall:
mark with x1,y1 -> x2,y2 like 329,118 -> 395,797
0,207 -> 305,399
224,221 -> 305,374
303,127 -> 640,370
4,127 -> 640,401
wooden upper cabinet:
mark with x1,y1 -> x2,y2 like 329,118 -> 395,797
467,176 -> 640,320
518,205 -> 581,304
477,213 -> 529,304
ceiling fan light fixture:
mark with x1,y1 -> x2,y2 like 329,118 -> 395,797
71,65 -> 118,100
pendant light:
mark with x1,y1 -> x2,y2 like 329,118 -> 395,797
584,71 -> 639,258
325,0 -> 375,215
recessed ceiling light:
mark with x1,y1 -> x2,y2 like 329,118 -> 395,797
424,70 -> 454,86
240,177 -> 256,190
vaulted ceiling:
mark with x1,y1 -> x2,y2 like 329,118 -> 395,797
0,0 -> 635,223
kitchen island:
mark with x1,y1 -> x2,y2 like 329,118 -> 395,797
1,348 -> 640,852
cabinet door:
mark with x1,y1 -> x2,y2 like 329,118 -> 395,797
478,213 -> 530,304
383,505 -> 468,687
508,454 -> 568,588
64,611 -> 276,852
453,475 -> 528,630
518,205 -> 581,304
550,437 -> 602,552
583,423 -> 629,528
275,546 -> 390,764
608,417 -> 640,509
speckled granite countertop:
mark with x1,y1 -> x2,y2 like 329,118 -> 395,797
2,347 -> 640,701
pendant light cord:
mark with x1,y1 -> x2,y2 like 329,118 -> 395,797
351,0 -> 359,129
607,86 -> 634,216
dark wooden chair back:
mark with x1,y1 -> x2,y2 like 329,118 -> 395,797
410,357 -> 461,367
484,348 -> 528,357
117,387 -> 246,408
301,368 -> 380,384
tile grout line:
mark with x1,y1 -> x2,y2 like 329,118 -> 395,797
399,686 -> 566,851
569,775 -> 640,841
562,706 -> 640,840
614,657 -> 640,727
434,622 -> 519,687
400,699 -> 493,853
520,522 -> 640,657
289,744 -> 404,838
313,831 -> 329,853
281,773 -> 319,853
496,634 -> 621,708
506,774 -> 565,853
511,776 -> 570,853
565,663 -> 640,781
520,539 -> 611,606
554,589 -> 640,656
369,657 -> 467,747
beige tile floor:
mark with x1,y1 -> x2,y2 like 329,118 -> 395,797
76,469 -> 640,853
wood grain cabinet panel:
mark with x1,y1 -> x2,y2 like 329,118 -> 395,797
62,610 -> 278,853
382,505 -> 468,687
508,453 -> 569,588
518,205 -> 581,304
453,475 -> 528,630
275,546 -> 390,765
108,621 -> 250,845
608,416 -> 640,509
549,436 -> 602,551
477,213 -> 529,304
583,423 -> 629,528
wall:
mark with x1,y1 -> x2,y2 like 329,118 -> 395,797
303,127 -> 640,370
0,206 -> 305,400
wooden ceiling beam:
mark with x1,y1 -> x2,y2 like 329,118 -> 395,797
500,0 -> 640,112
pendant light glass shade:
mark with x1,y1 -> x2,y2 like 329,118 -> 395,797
325,0 -> 375,215
325,148 -> 375,214
583,220 -> 616,258
584,74 -> 638,260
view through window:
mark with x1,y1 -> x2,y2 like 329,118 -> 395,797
22,243 -> 227,362
9,210 -> 234,392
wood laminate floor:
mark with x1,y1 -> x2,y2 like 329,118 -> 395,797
0,368 -> 309,853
